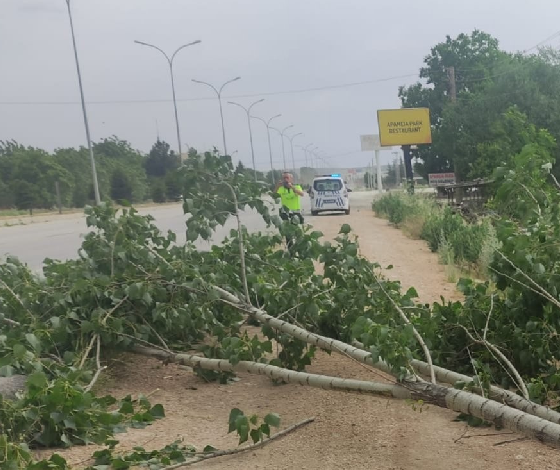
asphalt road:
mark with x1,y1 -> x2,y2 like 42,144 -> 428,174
0,192 -> 375,271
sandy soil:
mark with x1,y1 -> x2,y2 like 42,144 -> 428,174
44,205 -> 559,469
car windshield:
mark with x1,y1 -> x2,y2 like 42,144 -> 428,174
314,179 -> 343,191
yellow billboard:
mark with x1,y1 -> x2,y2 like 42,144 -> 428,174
377,108 -> 432,146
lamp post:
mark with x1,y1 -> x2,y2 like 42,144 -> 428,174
287,132 -> 303,175
311,146 -> 320,169
252,114 -> 281,186
271,124 -> 294,170
303,143 -> 314,167
134,39 -> 201,158
192,77 -> 240,155
65,0 -> 100,204
297,143 -> 313,184
228,99 -> 264,180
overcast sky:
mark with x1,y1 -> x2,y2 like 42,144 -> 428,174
1,0 -> 560,170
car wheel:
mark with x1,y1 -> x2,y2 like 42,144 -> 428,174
345,208 -> 351,215
311,210 -> 319,216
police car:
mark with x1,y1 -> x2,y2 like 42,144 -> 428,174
309,174 -> 351,216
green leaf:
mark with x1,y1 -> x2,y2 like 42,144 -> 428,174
111,459 -> 131,469
13,343 -> 27,359
237,421 -> 249,444
228,408 -> 244,433
149,404 -> 165,419
260,423 -> 271,437
339,224 -> 351,234
25,333 -> 42,353
61,433 -> 72,448
250,428 -> 262,444
27,372 -> 48,389
405,287 -> 418,299
344,243 -> 358,256
534,263 -> 546,274
119,400 -> 134,414
264,413 -> 281,428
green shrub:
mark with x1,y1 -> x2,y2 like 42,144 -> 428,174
373,193 -> 410,225
373,193 -> 438,227
374,193 -> 498,274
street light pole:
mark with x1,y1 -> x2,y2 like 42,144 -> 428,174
134,39 -> 201,158
228,99 -> 264,181
287,132 -> 303,175
303,143 -> 314,167
311,147 -> 319,168
192,77 -> 240,156
271,124 -> 294,171
65,0 -> 100,204
252,114 -> 281,186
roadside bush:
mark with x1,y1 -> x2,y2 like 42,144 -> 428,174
373,192 -> 437,231
373,192 -> 499,274
372,193 -> 410,225
151,179 -> 167,203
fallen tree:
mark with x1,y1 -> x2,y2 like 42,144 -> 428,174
4,151 -> 560,468
134,343 -> 560,447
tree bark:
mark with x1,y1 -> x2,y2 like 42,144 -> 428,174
134,345 -> 560,448
216,286 -> 560,427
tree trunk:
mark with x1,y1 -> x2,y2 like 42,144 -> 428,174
217,286 -> 560,427
411,359 -> 560,425
134,345 -> 560,448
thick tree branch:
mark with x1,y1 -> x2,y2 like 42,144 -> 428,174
134,344 -> 560,448
0,312 -> 21,327
372,275 -> 436,384
457,324 -> 529,400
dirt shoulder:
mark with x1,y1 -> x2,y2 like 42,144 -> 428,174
44,206 -> 558,470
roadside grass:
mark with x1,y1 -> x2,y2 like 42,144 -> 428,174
373,192 -> 499,280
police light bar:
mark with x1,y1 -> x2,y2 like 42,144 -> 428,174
331,173 -> 341,177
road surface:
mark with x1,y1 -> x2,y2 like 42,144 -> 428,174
0,192 -> 375,271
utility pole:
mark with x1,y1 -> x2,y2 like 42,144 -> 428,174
393,151 -> 401,187
447,66 -> 457,103
66,0 -> 100,205
447,65 -> 462,201
55,181 -> 62,214
402,146 -> 414,193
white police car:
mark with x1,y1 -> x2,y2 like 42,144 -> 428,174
309,174 -> 351,216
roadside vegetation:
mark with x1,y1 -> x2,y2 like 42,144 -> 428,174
373,193 -> 499,280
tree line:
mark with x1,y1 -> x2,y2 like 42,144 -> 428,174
0,137 -> 188,212
0,137 -> 307,212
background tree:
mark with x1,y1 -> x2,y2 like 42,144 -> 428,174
399,30 -> 511,179
400,31 -> 560,182
110,168 -> 133,203
151,180 -> 167,203
145,140 -> 180,178
11,180 -> 41,214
